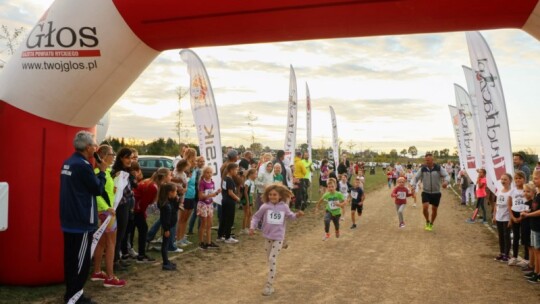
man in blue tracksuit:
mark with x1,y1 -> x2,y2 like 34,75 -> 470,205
60,131 -> 108,304
412,153 -> 450,232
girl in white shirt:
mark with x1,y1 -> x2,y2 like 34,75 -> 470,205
493,173 -> 513,262
507,170 -> 527,266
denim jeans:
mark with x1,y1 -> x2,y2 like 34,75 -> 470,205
168,223 -> 178,251
147,218 -> 161,242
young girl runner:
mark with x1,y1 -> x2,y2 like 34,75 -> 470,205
158,183 -> 178,270
508,170 -> 527,266
391,177 -> 413,228
316,178 -> 346,240
493,173 -> 512,262
219,163 -> 241,244
519,182 -> 535,272
91,145 -> 126,287
466,169 -> 487,223
241,168 -> 257,234
197,166 -> 222,250
338,174 -> 351,221
319,159 -> 329,194
350,176 -> 365,229
249,184 -> 304,296
522,171 -> 540,283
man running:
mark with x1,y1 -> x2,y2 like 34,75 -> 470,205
412,153 -> 450,231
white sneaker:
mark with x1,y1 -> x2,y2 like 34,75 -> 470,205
516,258 -> 529,268
224,237 -> 239,244
507,257 -> 518,266
262,283 -> 273,296
216,237 -> 225,242
150,237 -> 162,244
128,248 -> 138,258
168,248 -> 183,253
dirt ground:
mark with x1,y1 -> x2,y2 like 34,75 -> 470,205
56,186 -> 540,303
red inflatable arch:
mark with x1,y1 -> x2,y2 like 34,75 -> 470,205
0,0 -> 539,285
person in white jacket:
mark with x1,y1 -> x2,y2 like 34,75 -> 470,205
255,161 -> 274,211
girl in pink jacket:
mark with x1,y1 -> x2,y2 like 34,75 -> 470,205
250,184 -> 304,296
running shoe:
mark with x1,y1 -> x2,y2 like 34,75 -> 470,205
128,248 -> 138,258
399,222 -> 405,228
524,271 -> 537,279
162,263 -> 176,271
465,218 -> 476,224
516,259 -> 529,268
168,248 -> 183,253
527,274 -> 540,284
136,255 -> 156,263
103,276 -> 126,288
199,242 -> 208,250
508,257 -> 518,266
262,283 -> 273,296
207,242 -> 219,249
335,231 -> 340,238
90,271 -> 108,281
322,233 -> 330,241
494,254 -> 505,262
350,224 -> 357,229
224,237 -> 239,244
424,222 -> 430,231
150,237 -> 162,244
216,237 -> 226,242
178,240 -> 190,247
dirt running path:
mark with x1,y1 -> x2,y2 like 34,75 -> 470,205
81,186 -> 539,303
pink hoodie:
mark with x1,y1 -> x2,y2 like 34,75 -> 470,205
251,201 -> 296,241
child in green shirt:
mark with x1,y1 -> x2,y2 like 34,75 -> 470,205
316,178 -> 346,241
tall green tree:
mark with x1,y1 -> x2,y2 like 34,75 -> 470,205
408,146 -> 418,158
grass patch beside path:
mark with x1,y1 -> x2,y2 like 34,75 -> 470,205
0,169 -> 387,303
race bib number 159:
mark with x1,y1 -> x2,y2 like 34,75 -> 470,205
267,210 -> 285,225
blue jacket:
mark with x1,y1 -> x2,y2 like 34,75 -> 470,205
60,152 -> 106,233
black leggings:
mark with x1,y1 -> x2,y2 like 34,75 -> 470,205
134,212 -> 148,257
218,200 -> 236,239
511,211 -> 521,258
115,203 -> 129,261
324,212 -> 340,233
496,221 -> 511,256
161,233 -> 170,265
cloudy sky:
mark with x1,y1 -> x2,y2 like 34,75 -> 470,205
2,0 -> 540,156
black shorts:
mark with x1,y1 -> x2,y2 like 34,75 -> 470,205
421,192 -> 442,207
319,180 -> 328,187
351,202 -> 363,213
183,198 -> 196,210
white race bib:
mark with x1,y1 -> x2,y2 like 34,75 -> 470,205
328,200 -> 340,210
222,181 -> 227,190
351,191 -> 358,199
205,189 -> 213,195
397,192 -> 407,200
266,210 -> 285,225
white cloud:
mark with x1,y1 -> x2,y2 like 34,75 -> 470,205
2,2 -> 540,154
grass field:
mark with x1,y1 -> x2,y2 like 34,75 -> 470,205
0,168 -> 388,303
